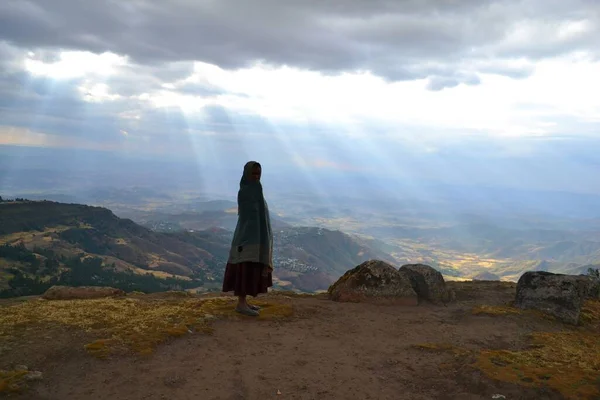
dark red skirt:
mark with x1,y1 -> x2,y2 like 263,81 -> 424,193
222,262 -> 273,297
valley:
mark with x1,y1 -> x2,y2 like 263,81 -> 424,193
1,180 -> 599,297
0,200 -> 394,295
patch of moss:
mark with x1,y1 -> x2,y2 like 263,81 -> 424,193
0,296 -> 293,358
473,300 -> 600,327
471,305 -> 522,316
0,369 -> 28,394
475,330 -> 600,400
165,324 -> 190,337
471,304 -> 557,323
84,339 -> 119,359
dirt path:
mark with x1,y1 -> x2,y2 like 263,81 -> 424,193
11,284 -> 567,400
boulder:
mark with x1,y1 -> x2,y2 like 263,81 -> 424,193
579,275 -> 600,299
398,264 -> 455,304
515,271 -> 593,325
42,285 -> 126,300
328,260 -> 417,305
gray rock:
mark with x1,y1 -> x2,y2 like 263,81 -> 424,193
515,271 -> 592,325
398,264 -> 455,304
580,275 -> 600,299
24,371 -> 43,381
328,260 -> 417,304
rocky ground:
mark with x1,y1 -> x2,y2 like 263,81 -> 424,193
0,281 -> 599,400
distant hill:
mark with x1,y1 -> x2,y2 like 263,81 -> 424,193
362,221 -> 600,280
0,200 -> 218,276
472,271 -> 500,281
272,227 -> 397,291
168,226 -> 397,292
0,200 -> 227,297
0,200 -> 397,296
121,208 -> 291,232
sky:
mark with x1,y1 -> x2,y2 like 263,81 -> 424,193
1,0 -> 600,195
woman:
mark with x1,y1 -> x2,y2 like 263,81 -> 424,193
222,161 -> 274,316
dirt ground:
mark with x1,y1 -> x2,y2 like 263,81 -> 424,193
0,282 -> 581,399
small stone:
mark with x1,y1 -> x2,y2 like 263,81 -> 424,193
25,371 -> 43,381
15,365 -> 28,371
203,314 -> 216,320
277,389 -> 282,395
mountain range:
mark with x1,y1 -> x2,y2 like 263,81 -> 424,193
0,199 -> 393,296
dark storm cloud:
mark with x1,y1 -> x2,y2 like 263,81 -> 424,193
1,0 -> 598,86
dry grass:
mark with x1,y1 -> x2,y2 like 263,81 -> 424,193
130,267 -> 191,280
473,300 -> 600,400
419,300 -> 600,399
415,330 -> 600,400
476,330 -> 600,399
580,299 -> 600,326
0,295 -> 294,359
0,226 -> 74,245
0,369 -> 28,394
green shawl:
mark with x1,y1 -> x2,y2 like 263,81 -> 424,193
227,161 -> 274,269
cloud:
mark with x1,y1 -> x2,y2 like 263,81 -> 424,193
1,0 -> 599,85
426,74 -> 481,91
0,0 -> 600,197
1,46 -> 599,155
